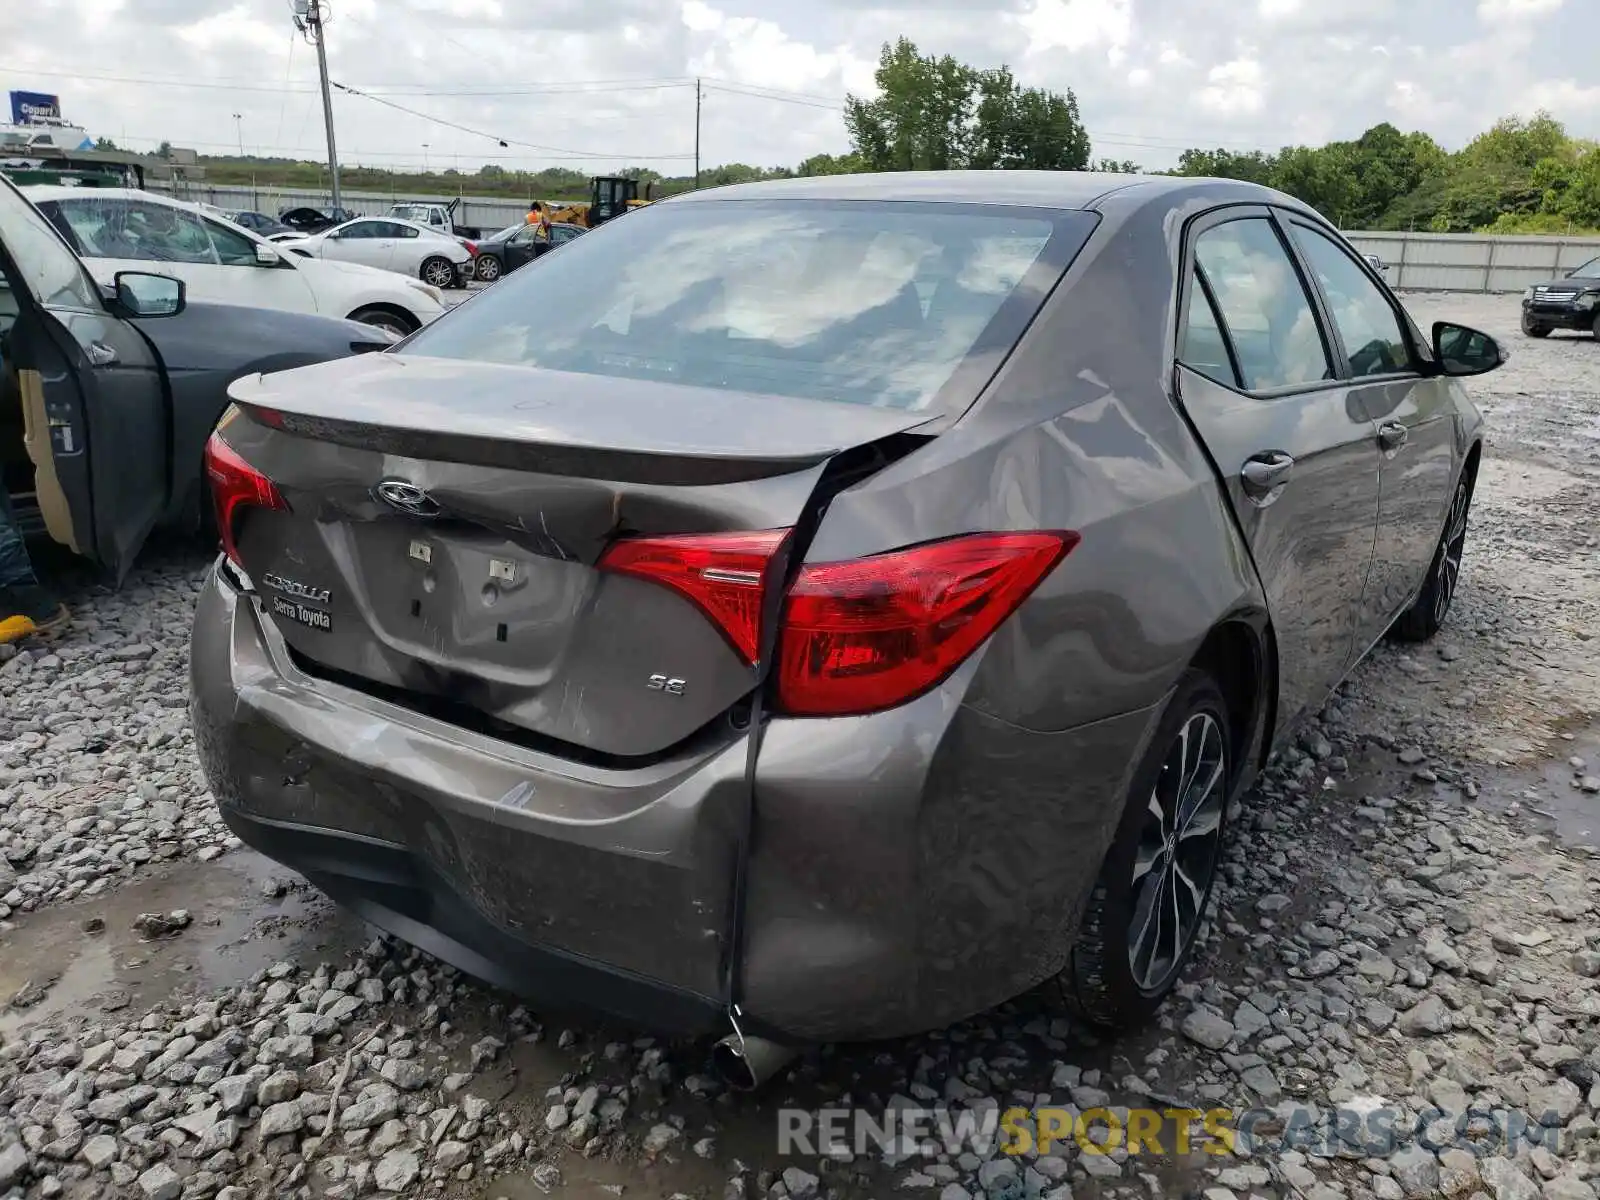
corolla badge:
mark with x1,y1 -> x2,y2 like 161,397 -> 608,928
262,573 -> 332,605
374,479 -> 440,517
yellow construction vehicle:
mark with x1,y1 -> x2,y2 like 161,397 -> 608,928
531,176 -> 656,230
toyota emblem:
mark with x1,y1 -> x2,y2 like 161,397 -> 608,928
374,479 -> 440,517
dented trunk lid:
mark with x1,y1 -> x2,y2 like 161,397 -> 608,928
223,353 -> 933,759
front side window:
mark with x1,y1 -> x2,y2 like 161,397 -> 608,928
336,221 -> 375,240
1291,223 -> 1411,378
401,199 -> 1094,413
1569,255 -> 1600,279
203,216 -> 261,266
0,184 -> 101,310
1193,218 -> 1332,392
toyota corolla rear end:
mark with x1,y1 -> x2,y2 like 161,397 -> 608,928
189,190 -> 1108,1042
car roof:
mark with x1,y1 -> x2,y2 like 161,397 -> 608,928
665,170 -> 1284,212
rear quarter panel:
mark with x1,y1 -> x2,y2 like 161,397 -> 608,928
749,186 -> 1271,1036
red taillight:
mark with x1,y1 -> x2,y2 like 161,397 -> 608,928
203,431 -> 287,567
775,532 -> 1077,717
598,530 -> 790,665
600,528 -> 1076,717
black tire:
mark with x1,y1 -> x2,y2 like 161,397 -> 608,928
1521,314 -> 1551,338
1057,668 -> 1232,1029
420,257 -> 456,289
347,306 -> 417,337
475,254 -> 502,282
1593,313 -> 1600,341
1391,473 -> 1471,642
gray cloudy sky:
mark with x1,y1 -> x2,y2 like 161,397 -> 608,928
2,0 -> 1595,176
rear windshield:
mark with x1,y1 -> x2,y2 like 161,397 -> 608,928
401,199 -> 1096,412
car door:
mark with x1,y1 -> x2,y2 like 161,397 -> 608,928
504,225 -> 543,271
194,212 -> 320,316
1174,208 -> 1382,729
0,179 -> 168,579
324,220 -> 393,270
1283,217 -> 1459,649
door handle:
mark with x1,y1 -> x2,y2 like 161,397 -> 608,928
1240,452 -> 1295,504
85,340 -> 118,366
1377,421 -> 1409,450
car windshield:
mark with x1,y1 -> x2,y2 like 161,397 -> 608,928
401,199 -> 1094,412
1567,256 -> 1600,279
391,205 -> 430,221
485,224 -> 522,243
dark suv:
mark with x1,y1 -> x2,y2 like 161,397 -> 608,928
1522,255 -> 1600,338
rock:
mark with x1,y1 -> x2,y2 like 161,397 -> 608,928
1390,1144 -> 1440,1198
374,1149 -> 420,1193
0,1141 -> 30,1188
1542,1177 -> 1599,1200
379,1057 -> 428,1091
1399,995 -> 1452,1036
213,1074 -> 258,1114
1479,1157 -> 1540,1200
258,1100 -> 305,1141
470,1036 -> 505,1070
137,1163 -> 183,1200
643,1124 -> 682,1153
532,1163 -> 563,1193
1303,950 -> 1341,978
80,1134 -> 118,1170
977,1158 -> 1020,1200
782,1167 -> 820,1200
132,910 -> 192,939
1181,1009 -> 1235,1050
258,1069 -> 299,1105
1530,1078 -> 1583,1126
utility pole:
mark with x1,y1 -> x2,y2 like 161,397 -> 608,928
694,78 -> 701,190
232,113 -> 243,157
293,0 -> 342,209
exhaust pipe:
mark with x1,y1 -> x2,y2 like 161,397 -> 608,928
712,1029 -> 798,1092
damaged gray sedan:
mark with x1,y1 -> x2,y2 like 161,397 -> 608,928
189,172 -> 1501,1079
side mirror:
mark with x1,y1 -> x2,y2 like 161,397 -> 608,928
254,243 -> 282,266
114,272 -> 185,318
1432,321 -> 1505,377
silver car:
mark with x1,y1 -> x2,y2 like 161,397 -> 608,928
189,172 -> 1500,1082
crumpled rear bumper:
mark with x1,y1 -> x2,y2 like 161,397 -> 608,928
190,563 -> 1154,1042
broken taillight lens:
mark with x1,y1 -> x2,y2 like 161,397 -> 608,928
601,528 -> 1076,717
775,532 -> 1077,717
597,530 -> 791,665
203,431 -> 287,568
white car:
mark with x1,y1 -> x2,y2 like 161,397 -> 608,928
277,216 -> 474,291
23,186 -> 446,336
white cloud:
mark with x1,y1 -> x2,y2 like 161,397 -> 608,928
0,0 -> 1593,178
1477,0 -> 1563,18
1016,0 -> 1132,56
1197,56 -> 1266,116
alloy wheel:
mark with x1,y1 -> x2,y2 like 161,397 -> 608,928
477,256 -> 501,282
1433,481 -> 1469,624
423,259 -> 455,288
1127,711 -> 1226,993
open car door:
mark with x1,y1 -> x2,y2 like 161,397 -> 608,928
0,176 -> 170,583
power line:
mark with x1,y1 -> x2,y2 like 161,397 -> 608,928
330,81 -> 695,160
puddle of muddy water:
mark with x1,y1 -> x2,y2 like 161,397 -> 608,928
1476,719 -> 1600,848
0,849 -> 366,1038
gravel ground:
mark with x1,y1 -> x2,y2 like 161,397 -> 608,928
2,291 -> 1599,1200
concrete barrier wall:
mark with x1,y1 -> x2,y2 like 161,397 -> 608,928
1342,231 -> 1600,293
146,180 -> 536,235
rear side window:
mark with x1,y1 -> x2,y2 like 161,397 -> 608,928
1193,218 -> 1332,392
1290,223 -> 1412,377
401,199 -> 1097,413
1179,269 -> 1237,387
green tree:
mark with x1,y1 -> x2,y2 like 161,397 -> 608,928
1171,148 -> 1278,185
93,136 -> 119,151
796,152 -> 865,176
1091,158 -> 1142,172
844,39 -> 1088,172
